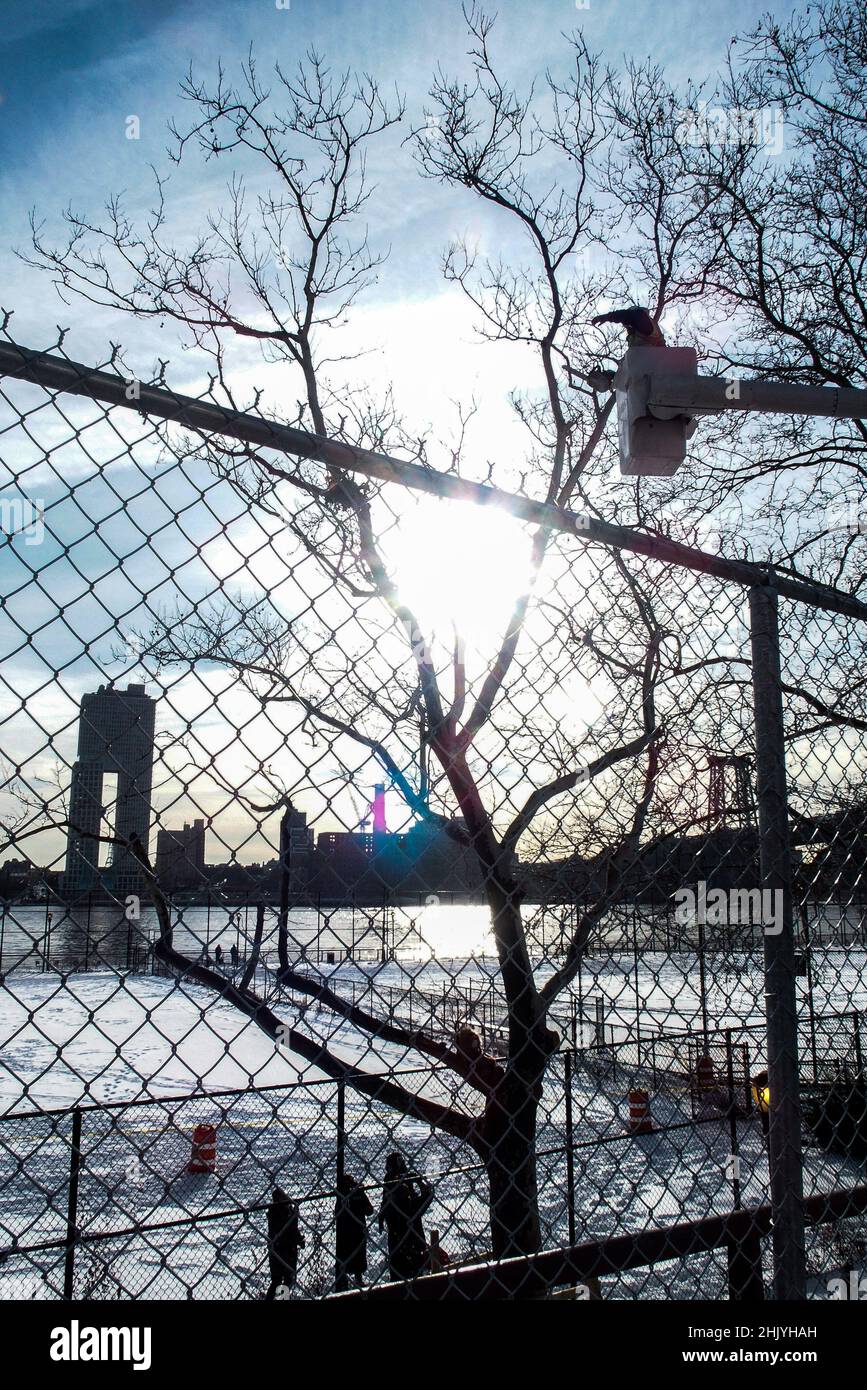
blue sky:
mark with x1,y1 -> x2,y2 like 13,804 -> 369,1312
1,0 -> 795,337
0,0 -> 800,488
0,0 -> 802,864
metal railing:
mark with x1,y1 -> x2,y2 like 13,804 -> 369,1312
2,327 -> 866,1301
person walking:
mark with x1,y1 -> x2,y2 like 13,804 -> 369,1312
265,1187 -> 305,1299
214,944 -> 224,967
334,1172 -> 374,1291
230,942 -> 239,968
378,1152 -> 433,1281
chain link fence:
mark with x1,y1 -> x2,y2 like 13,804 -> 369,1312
1,327 -> 866,1300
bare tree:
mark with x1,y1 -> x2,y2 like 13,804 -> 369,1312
18,8 -> 864,1261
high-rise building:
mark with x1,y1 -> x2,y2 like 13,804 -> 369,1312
155,818 -> 206,890
63,683 -> 156,895
280,803 -> 314,891
283,804 -> 314,854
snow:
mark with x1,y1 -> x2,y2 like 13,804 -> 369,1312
0,972 -> 304,1113
0,952 -> 865,1299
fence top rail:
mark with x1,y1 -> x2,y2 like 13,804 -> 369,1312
2,337 -> 867,623
1,1110 -> 743,1267
328,1182 -> 867,1301
0,1060 -> 440,1124
618,1005 -> 866,1048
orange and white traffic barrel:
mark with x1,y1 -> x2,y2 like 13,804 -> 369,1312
188,1123 -> 217,1173
628,1089 -> 652,1133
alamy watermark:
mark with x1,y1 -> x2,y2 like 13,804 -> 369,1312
50,1321 -> 152,1370
0,496 -> 44,545
424,114 -> 444,144
827,1269 -> 867,1300
674,880 -> 783,934
675,103 -> 784,156
823,497 -> 867,535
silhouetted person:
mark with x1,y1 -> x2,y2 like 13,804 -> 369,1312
334,1172 -> 374,1291
214,944 -> 224,966
265,1187 -> 305,1299
378,1152 -> 433,1281
230,943 -> 239,968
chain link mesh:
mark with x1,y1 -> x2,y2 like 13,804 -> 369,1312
0,327 -> 865,1301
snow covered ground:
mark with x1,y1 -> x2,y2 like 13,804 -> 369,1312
0,957 -> 864,1300
4,946 -> 865,1112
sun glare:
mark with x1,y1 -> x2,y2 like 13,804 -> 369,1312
385,497 -> 534,654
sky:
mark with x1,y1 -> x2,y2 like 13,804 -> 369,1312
0,0 -> 804,867
0,0 -> 796,341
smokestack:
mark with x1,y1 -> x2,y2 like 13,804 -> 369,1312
371,783 -> 387,835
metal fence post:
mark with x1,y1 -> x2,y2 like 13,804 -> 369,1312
336,1075 -> 346,1187
725,1029 -> 742,1212
697,918 -> 709,1047
564,1051 -> 576,1246
727,1225 -> 766,1302
334,1074 -> 347,1291
800,904 -> 819,1084
749,579 -> 806,1300
63,1106 -> 83,1300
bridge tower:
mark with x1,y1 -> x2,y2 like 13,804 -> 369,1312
706,753 -> 756,830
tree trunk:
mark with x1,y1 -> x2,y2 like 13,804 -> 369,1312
481,1068 -> 543,1260
475,872 -> 555,1263
443,778 -> 555,1265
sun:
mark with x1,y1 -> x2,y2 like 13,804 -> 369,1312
384,496 -> 534,655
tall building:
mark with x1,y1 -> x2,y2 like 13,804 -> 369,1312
317,829 -> 374,863
281,803 -> 315,892
63,683 -> 156,895
155,818 -> 206,890
283,803 -> 314,854
313,813 -> 484,895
